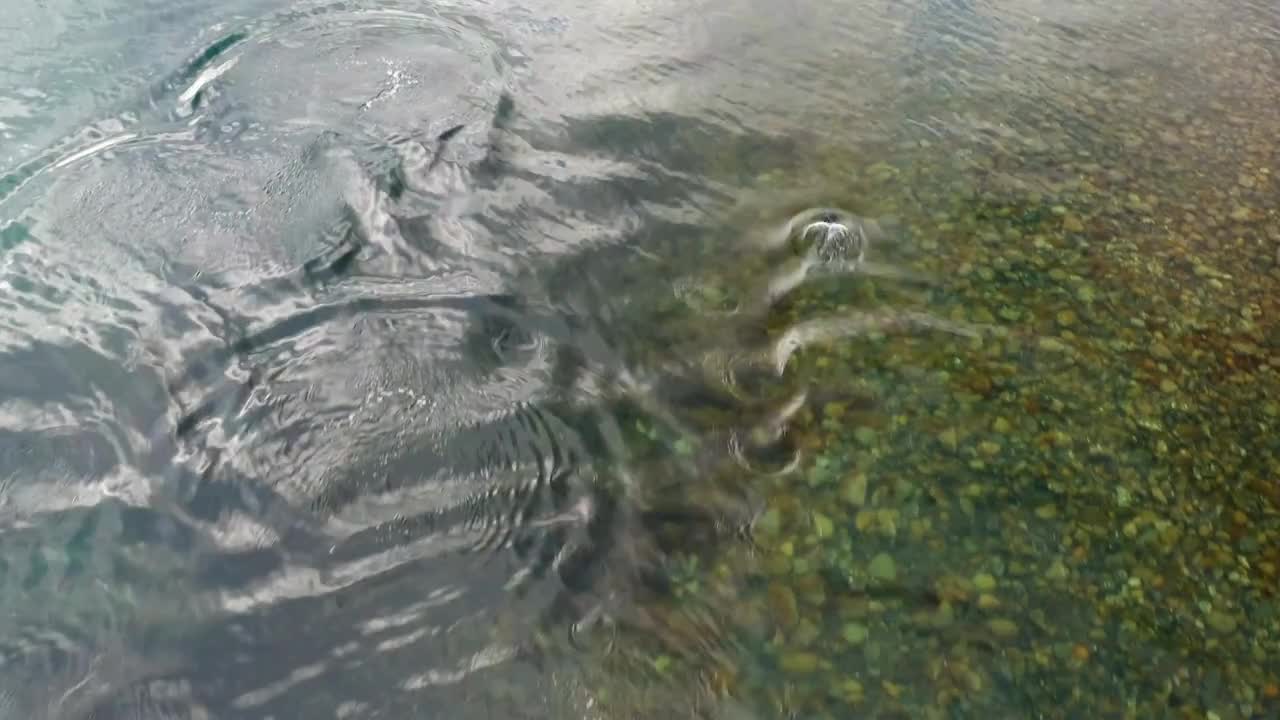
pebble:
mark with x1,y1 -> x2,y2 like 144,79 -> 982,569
869,553 -> 898,582
842,473 -> 868,507
757,508 -> 782,534
992,417 -> 1012,433
837,678 -> 865,703
1192,262 -> 1226,278
842,623 -> 869,645
855,510 -> 875,532
933,602 -> 956,627
1063,214 -> 1085,233
1115,486 -> 1132,507
988,618 -> 1019,638
979,440 -> 1002,457
1039,337 -> 1069,353
768,584 -> 799,628
813,512 -> 834,539
1160,379 -> 1177,393
1056,309 -> 1077,326
780,651 -> 821,673
973,573 -> 998,592
939,428 -> 959,450
1206,610 -> 1237,634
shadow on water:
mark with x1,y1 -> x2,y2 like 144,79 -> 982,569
0,77 -> 986,720
0,44 -> 861,713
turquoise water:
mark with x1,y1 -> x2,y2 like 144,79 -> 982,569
3,0 -> 1280,718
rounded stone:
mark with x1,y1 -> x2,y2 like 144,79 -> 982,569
869,553 -> 898,582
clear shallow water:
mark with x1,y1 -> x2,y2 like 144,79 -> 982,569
3,0 -> 1280,718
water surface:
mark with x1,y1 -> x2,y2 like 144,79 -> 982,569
2,0 -> 1279,718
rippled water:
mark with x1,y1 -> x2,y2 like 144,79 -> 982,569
4,0 -> 1280,717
